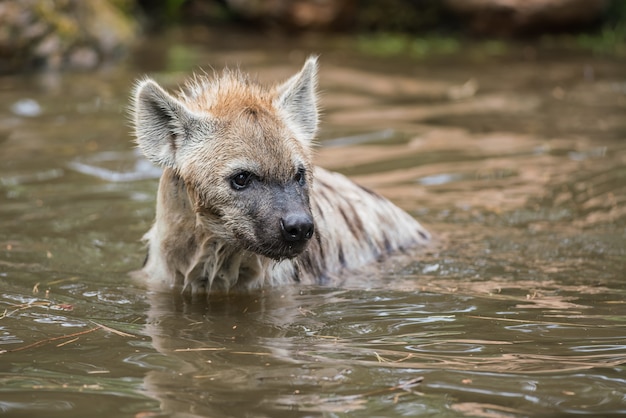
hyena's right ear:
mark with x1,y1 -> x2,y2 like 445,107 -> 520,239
131,78 -> 199,168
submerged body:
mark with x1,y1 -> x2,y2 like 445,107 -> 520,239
142,166 -> 429,293
132,57 -> 429,294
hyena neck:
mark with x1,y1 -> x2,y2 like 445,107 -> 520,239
144,169 -> 293,293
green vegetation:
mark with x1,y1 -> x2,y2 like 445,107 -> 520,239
162,0 -> 187,22
576,0 -> 626,57
357,33 -> 511,60
577,23 -> 626,56
358,34 -> 461,58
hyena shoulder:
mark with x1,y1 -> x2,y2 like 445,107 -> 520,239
294,167 -> 429,284
131,57 -> 429,294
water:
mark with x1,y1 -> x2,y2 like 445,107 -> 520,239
1,30 -> 625,417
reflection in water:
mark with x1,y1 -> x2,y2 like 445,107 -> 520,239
139,273 -> 626,416
0,31 -> 625,417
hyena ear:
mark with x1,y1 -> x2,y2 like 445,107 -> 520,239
131,78 -> 198,168
275,56 -> 319,143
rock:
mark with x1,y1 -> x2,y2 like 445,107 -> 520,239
443,0 -> 609,36
0,0 -> 137,73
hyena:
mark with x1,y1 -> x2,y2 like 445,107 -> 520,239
131,56 -> 429,294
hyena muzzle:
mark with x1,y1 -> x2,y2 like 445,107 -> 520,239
131,56 -> 430,294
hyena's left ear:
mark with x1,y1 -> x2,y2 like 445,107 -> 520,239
275,56 -> 319,144
131,78 -> 201,168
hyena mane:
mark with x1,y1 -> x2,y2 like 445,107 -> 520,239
131,56 -> 430,295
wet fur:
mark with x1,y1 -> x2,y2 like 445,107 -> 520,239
132,57 -> 430,294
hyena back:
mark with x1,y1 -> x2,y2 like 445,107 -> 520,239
132,57 -> 430,294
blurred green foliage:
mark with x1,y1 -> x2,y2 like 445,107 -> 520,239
577,23 -> 626,55
164,0 -> 187,21
357,34 -> 513,61
136,0 -> 626,57
357,34 -> 461,58
137,0 -> 191,23
110,0 -> 136,14
576,0 -> 626,56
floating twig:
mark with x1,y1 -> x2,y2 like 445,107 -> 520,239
341,376 -> 424,401
0,300 -> 53,319
4,326 -> 101,353
56,337 -> 80,347
2,321 -> 136,354
89,320 -> 136,338
173,347 -> 226,352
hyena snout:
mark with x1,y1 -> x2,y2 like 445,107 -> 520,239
280,213 -> 314,244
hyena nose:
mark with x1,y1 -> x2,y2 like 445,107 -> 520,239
280,214 -> 314,243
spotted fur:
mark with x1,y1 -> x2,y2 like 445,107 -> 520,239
131,57 -> 429,294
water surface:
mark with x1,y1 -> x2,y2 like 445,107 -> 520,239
1,30 -> 625,417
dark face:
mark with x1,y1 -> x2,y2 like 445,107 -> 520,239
224,166 -> 314,260
181,99 -> 316,260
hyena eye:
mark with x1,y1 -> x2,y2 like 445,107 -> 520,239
295,168 -> 306,186
231,171 -> 254,190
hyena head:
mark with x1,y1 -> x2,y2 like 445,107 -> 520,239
132,57 -> 319,260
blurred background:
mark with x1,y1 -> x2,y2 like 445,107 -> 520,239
0,0 -> 625,73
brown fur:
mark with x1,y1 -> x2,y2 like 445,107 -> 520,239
131,57 -> 429,294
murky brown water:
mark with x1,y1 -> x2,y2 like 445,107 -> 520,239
1,29 -> 625,417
